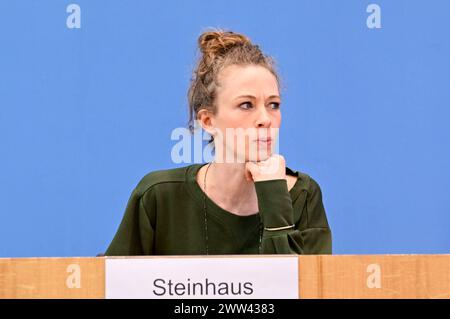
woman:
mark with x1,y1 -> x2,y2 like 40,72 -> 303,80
105,29 -> 332,255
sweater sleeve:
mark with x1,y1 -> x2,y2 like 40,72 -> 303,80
105,188 -> 154,256
254,177 -> 332,255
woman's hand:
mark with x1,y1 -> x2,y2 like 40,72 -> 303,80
245,154 -> 287,182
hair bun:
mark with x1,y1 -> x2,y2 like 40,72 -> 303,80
198,29 -> 252,59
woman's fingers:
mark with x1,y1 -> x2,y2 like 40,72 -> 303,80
245,154 -> 286,182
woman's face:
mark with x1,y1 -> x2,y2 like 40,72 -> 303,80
210,64 -> 281,163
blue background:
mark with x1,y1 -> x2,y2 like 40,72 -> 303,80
0,0 -> 449,257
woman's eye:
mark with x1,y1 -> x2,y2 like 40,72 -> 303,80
239,102 -> 253,110
269,102 -> 280,109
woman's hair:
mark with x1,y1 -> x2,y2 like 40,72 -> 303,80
187,28 -> 281,140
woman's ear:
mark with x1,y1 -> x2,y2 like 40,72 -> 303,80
197,108 -> 216,136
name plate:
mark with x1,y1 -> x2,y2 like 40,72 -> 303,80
105,256 -> 298,299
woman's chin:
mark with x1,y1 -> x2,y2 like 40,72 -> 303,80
246,151 -> 272,163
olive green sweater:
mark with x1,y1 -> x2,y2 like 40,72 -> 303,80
105,164 -> 332,255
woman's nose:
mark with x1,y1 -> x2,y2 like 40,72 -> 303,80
255,107 -> 271,127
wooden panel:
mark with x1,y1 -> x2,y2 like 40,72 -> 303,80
2,255 -> 450,299
0,257 -> 105,299
298,254 -> 450,299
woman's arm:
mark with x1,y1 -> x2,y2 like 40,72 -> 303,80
255,177 -> 332,255
105,189 -> 154,256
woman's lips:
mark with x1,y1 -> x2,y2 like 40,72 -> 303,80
255,138 -> 272,144
255,137 -> 272,141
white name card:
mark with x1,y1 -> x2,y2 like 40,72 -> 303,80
105,256 -> 299,299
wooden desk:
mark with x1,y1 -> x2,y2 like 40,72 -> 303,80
1,255 -> 449,299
